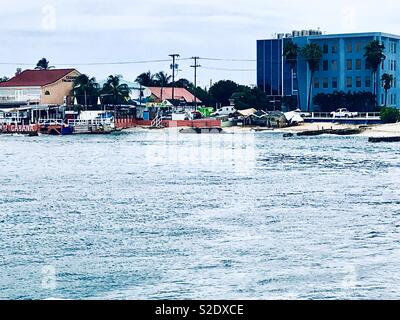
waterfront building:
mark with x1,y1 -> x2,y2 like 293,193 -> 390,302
147,87 -> 201,105
0,69 -> 81,108
257,31 -> 400,110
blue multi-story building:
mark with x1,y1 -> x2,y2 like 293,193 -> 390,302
257,31 -> 400,111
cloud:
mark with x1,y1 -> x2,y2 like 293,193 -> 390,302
0,0 -> 400,86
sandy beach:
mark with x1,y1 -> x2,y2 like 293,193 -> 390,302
136,122 -> 400,138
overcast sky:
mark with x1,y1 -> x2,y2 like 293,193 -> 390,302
1,0 -> 399,87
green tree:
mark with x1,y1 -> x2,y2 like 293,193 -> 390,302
101,75 -> 131,106
300,43 -> 323,112
72,74 -> 100,108
136,71 -> 156,87
283,41 -> 299,108
0,76 -> 9,83
188,86 -> 213,107
155,71 -> 172,100
313,91 -> 377,112
209,80 -> 239,106
364,40 -> 386,101
380,106 -> 400,123
231,86 -> 268,110
175,78 -> 192,89
35,58 -> 54,70
381,73 -> 393,106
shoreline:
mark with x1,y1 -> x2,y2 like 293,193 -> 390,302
277,122 -> 400,138
201,122 -> 400,138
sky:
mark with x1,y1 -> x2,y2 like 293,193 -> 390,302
1,0 -> 400,88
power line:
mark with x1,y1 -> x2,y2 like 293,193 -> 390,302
0,57 -> 256,66
0,59 -> 174,66
202,66 -> 256,72
200,57 -> 256,62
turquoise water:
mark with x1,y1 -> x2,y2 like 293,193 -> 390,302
0,129 -> 400,300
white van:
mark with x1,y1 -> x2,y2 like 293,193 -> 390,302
211,106 -> 237,117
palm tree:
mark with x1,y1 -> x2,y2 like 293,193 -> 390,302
300,43 -> 323,112
283,41 -> 299,109
101,75 -> 131,107
364,40 -> 386,103
175,78 -> 192,89
35,58 -> 55,70
155,71 -> 172,100
136,71 -> 156,86
72,74 -> 100,108
381,73 -> 393,106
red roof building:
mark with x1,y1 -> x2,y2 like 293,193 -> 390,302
0,69 -> 77,88
147,87 -> 201,104
0,69 -> 80,106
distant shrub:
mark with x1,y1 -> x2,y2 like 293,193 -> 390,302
380,107 -> 400,123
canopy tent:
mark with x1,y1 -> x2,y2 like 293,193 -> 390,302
238,108 -> 258,117
284,111 -> 304,124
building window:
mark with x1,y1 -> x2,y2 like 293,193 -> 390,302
395,60 -> 397,71
355,59 -> 362,70
347,59 -> 353,71
356,76 -> 362,88
346,77 -> 352,88
323,44 -> 329,54
323,60 -> 329,71
331,60 -> 338,72
332,44 -> 338,54
346,42 -> 352,53
332,77 -> 338,89
390,42 -> 397,54
323,78 -> 329,88
365,76 -> 371,88
355,42 -> 362,52
45,91 -> 50,95
395,94 -> 397,104
314,78 -> 320,89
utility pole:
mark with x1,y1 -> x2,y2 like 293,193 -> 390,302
169,54 -> 180,100
191,56 -> 201,110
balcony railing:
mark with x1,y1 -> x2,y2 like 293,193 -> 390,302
309,112 -> 381,119
0,95 -> 41,102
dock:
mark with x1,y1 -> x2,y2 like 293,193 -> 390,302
297,128 -> 365,136
369,136 -> 400,143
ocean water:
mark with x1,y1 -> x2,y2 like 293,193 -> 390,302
0,129 -> 400,300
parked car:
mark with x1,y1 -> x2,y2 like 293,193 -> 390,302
189,111 -> 203,120
294,109 -> 312,117
211,106 -> 237,117
330,108 -> 358,118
